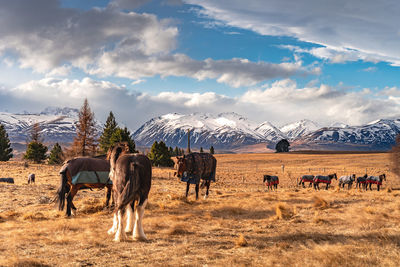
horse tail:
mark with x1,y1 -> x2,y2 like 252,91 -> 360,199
117,162 -> 141,209
298,177 -> 302,185
55,170 -> 68,211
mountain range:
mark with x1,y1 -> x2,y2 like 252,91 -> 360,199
1,108 -> 399,152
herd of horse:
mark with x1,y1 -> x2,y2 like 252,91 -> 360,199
53,143 -> 386,241
296,173 -> 386,191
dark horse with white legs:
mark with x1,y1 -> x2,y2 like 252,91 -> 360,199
298,175 -> 315,188
175,152 -> 217,200
263,175 -> 279,191
55,156 -> 114,216
313,173 -> 337,190
366,174 -> 386,191
107,143 -> 152,242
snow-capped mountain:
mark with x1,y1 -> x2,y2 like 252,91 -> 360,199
255,121 -> 286,141
133,112 -> 275,149
296,119 -> 400,150
0,107 -> 101,144
280,119 -> 321,140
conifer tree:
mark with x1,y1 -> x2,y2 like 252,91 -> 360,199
0,123 -> 13,161
109,127 -> 136,153
24,123 -> 48,163
48,143 -> 64,165
200,147 -> 204,153
209,146 -> 215,154
71,98 -> 97,156
99,111 -> 118,153
168,146 -> 174,156
148,141 -> 174,167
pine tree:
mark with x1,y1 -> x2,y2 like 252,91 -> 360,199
109,127 -> 136,153
24,123 -> 47,163
210,146 -> 215,154
99,111 -> 118,153
71,98 -> 97,156
200,147 -> 204,153
48,143 -> 64,165
0,123 -> 13,161
148,141 -> 174,167
169,146 -> 174,156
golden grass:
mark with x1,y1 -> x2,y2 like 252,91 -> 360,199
1,153 -> 400,266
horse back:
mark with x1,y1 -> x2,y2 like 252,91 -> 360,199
61,157 -> 110,176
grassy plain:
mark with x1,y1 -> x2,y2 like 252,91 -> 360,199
1,152 -> 400,266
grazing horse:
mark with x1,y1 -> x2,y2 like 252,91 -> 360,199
338,174 -> 356,189
298,175 -> 314,188
55,157 -> 114,216
313,173 -> 337,190
175,152 -> 217,200
263,175 -> 279,191
356,174 -> 368,190
366,174 -> 386,191
28,173 -> 35,184
107,143 -> 152,242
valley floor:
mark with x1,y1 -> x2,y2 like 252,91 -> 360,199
1,153 -> 400,266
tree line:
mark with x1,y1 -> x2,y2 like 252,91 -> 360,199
0,98 -> 215,166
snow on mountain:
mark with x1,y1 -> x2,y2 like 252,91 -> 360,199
298,119 -> 400,150
280,119 -> 321,140
133,112 -> 273,149
254,121 -> 286,141
0,107 -> 101,143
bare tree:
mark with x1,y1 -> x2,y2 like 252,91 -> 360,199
71,98 -> 97,156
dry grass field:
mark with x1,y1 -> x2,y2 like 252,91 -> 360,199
1,152 -> 400,266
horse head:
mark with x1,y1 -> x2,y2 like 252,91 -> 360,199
363,173 -> 368,178
174,156 -> 186,178
263,175 -> 271,183
108,142 -> 130,179
380,173 -> 386,181
352,174 -> 356,181
331,173 -> 337,180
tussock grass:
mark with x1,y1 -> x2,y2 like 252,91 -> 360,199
275,203 -> 295,220
10,258 -> 50,267
22,211 -> 46,221
168,224 -> 192,235
1,153 -> 399,266
313,196 -> 330,209
235,234 -> 248,247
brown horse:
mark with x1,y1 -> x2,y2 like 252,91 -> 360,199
175,152 -> 217,200
107,143 -> 152,242
55,157 -> 113,216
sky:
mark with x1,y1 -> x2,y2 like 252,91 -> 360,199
0,0 -> 399,130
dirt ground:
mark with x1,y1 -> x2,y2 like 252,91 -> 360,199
1,152 -> 400,266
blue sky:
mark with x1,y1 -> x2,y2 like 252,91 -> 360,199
0,0 -> 399,129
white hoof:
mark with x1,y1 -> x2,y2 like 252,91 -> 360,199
108,228 -> 115,235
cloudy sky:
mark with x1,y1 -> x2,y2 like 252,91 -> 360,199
0,0 -> 399,130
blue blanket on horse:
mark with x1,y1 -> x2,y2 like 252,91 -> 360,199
180,153 -> 217,184
71,171 -> 111,185
60,157 -> 111,185
181,171 -> 216,184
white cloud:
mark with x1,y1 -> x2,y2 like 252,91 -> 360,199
186,0 -> 400,66
1,77 -> 400,129
0,0 -> 314,87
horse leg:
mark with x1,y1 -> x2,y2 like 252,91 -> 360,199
204,180 -> 210,200
377,184 -> 380,191
195,183 -> 199,200
66,185 -> 77,216
186,182 -> 190,198
325,183 -> 329,190
114,207 -> 127,242
105,185 -> 112,208
133,198 -> 148,241
124,202 -> 135,233
108,209 -> 118,235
